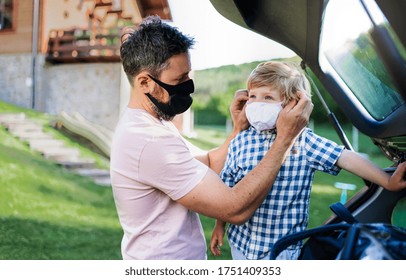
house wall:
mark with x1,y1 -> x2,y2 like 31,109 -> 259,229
40,61 -> 122,130
0,52 -> 122,130
0,1 -> 41,110
0,1 -> 36,54
0,53 -> 33,108
41,0 -> 90,53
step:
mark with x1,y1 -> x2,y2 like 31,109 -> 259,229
56,160 -> 96,170
42,147 -> 81,162
74,168 -> 110,178
32,144 -> 69,154
28,139 -> 66,150
0,119 -> 30,129
0,113 -> 26,124
74,168 -> 111,187
94,176 -> 111,187
7,122 -> 43,133
46,153 -> 82,162
16,131 -> 54,142
42,147 -> 80,157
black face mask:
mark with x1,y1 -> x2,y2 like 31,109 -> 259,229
146,75 -> 194,119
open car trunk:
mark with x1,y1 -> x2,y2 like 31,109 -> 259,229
209,0 -> 406,227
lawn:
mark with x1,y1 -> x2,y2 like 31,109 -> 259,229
0,101 -> 393,260
0,103 -> 121,259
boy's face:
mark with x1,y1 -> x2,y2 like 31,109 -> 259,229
248,86 -> 283,104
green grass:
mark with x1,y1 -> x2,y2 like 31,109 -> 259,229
0,102 -> 122,260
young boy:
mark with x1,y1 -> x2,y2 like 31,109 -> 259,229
210,61 -> 404,260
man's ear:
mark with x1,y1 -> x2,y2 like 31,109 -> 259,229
135,72 -> 152,93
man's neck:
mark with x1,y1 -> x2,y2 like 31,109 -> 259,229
128,92 -> 159,120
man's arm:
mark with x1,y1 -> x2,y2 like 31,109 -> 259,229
177,92 -> 313,224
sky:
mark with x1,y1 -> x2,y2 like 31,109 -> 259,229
166,0 -> 295,70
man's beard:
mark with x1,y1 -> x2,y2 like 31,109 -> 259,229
147,87 -> 175,121
150,101 -> 175,121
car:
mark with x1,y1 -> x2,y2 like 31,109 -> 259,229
209,0 -> 406,259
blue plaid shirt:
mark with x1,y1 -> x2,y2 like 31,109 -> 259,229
221,127 -> 344,259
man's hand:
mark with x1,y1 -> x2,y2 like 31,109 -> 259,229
230,89 -> 249,134
201,89 -> 248,173
387,161 -> 406,191
276,91 -> 313,142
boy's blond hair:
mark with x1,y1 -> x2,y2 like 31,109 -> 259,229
247,61 -> 311,105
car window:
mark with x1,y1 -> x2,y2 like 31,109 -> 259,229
319,0 -> 405,121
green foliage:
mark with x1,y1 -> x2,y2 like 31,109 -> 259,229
194,109 -> 226,126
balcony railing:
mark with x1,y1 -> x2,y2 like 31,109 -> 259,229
46,28 -> 121,64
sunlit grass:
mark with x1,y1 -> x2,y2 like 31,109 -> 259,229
0,102 -> 122,260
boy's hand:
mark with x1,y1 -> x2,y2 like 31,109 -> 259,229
387,161 -> 406,191
210,225 -> 226,256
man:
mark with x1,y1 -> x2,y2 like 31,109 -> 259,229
110,15 -> 314,260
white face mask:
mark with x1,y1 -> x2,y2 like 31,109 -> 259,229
245,101 -> 283,131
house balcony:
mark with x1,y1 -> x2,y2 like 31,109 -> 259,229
46,28 -> 121,64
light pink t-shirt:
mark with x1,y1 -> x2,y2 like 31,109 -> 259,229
110,108 -> 209,260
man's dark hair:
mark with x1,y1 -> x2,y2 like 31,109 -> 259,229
120,15 -> 195,86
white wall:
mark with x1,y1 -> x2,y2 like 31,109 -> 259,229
0,54 -> 33,109
0,53 -> 123,130
42,62 -> 122,129
119,66 -> 131,116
